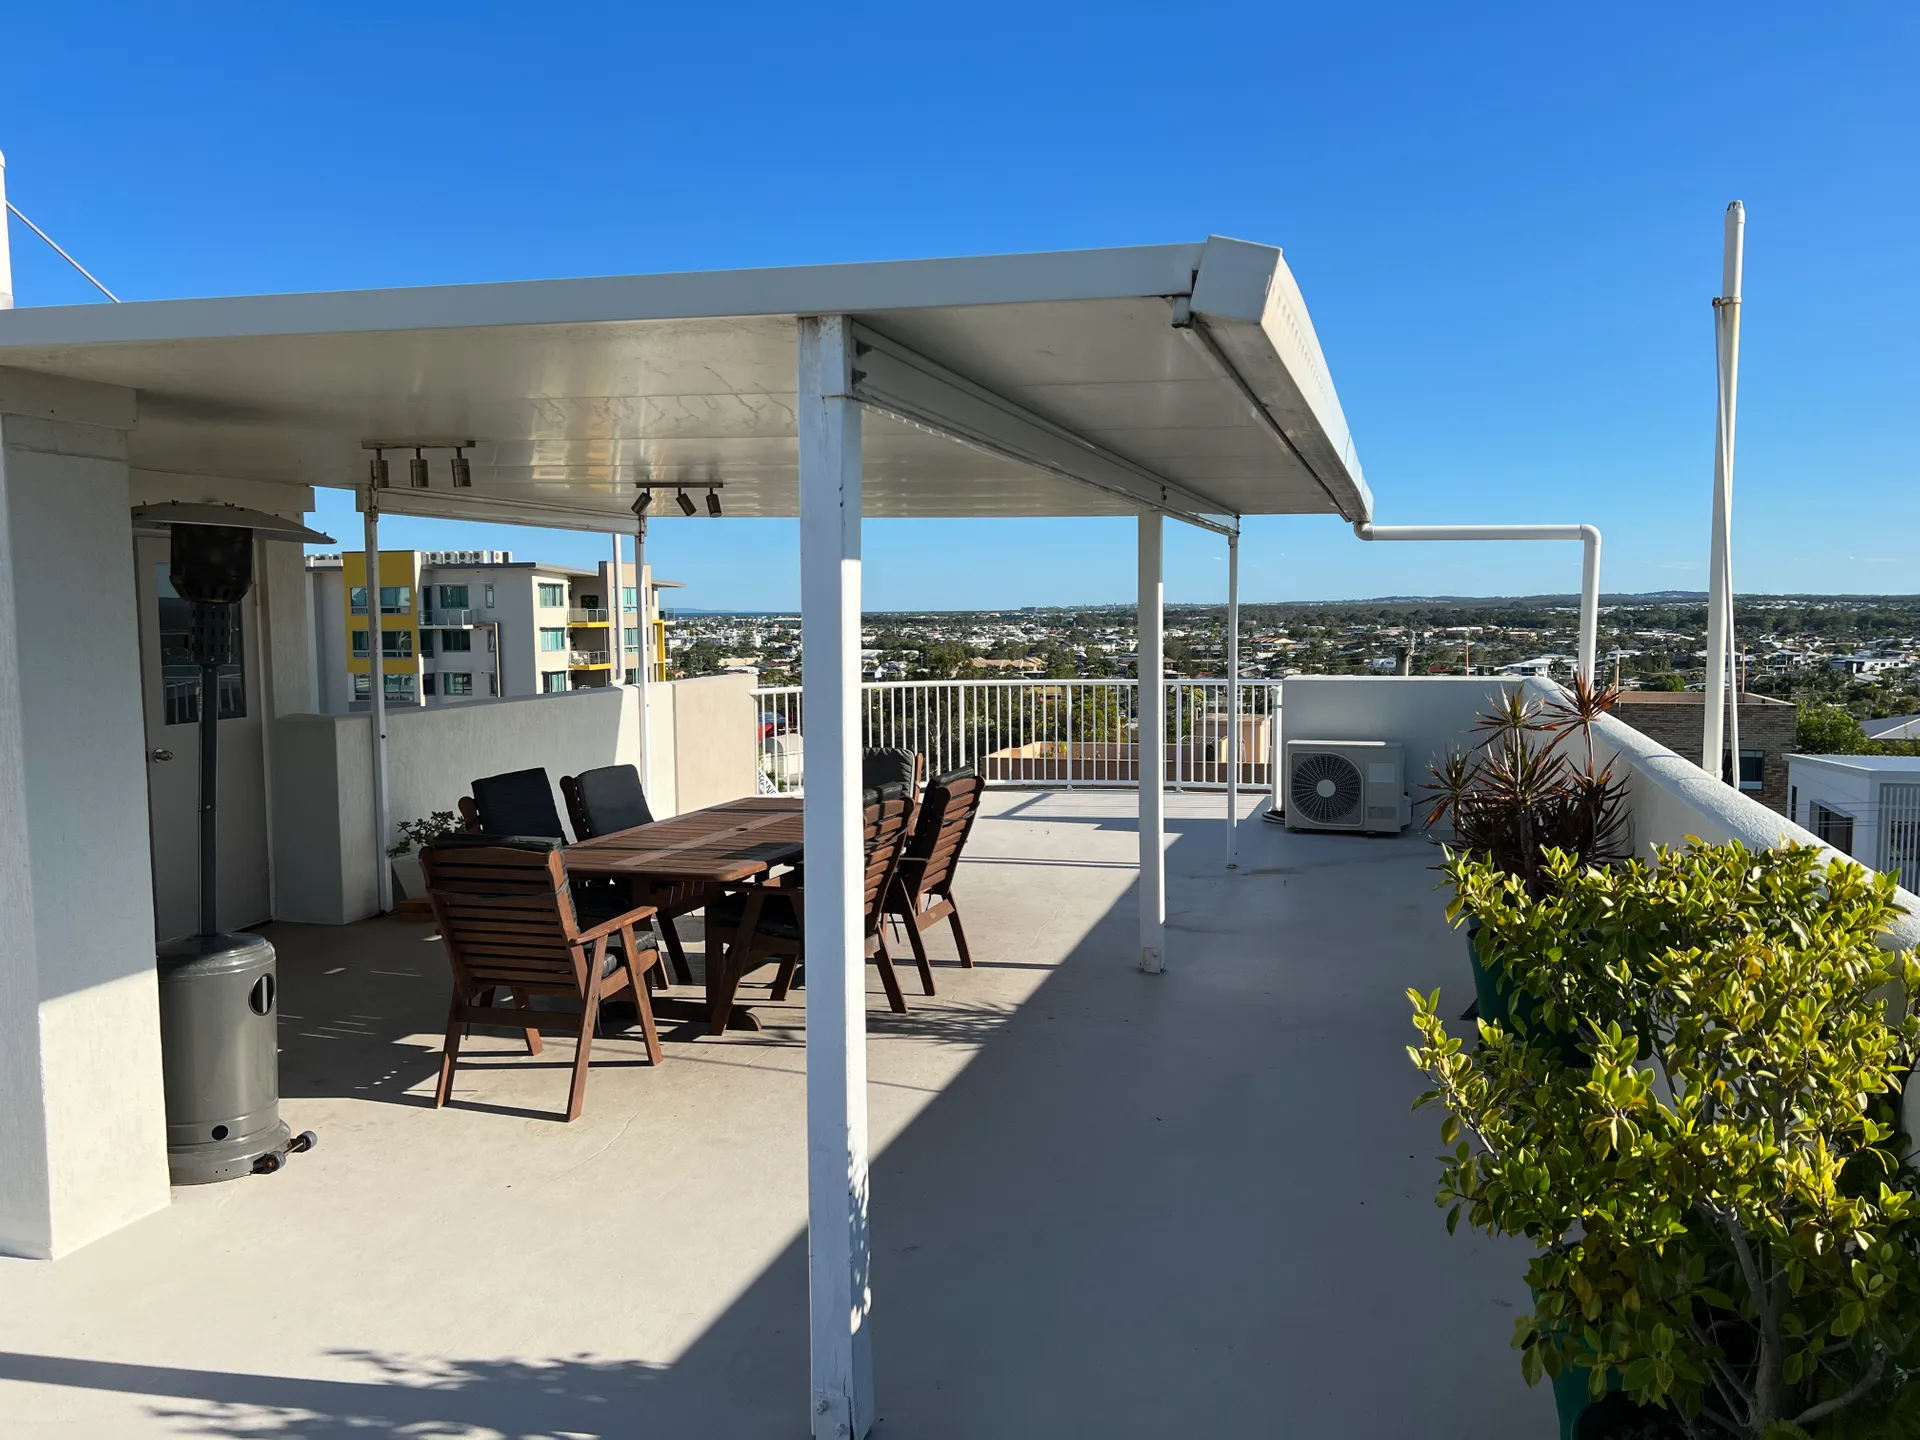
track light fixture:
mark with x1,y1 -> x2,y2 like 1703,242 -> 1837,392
676,488 -> 698,516
450,446 -> 471,488
409,447 -> 430,488
632,487 -> 654,515
706,486 -> 723,517
368,449 -> 390,489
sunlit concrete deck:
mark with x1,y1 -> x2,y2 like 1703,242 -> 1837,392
0,791 -> 1551,1438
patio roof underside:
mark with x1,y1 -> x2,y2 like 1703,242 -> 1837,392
0,238 -> 1370,534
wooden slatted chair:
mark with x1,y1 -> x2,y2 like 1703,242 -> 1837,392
421,834 -> 665,1121
559,764 -> 699,987
703,787 -> 917,1018
886,768 -> 984,994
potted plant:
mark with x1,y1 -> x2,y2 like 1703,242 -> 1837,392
1410,839 -> 1920,1439
1424,677 -> 1631,1033
388,810 -> 459,906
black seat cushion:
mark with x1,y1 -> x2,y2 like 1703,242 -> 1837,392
469,768 -> 566,840
861,748 -> 917,792
574,763 -> 655,836
709,888 -> 802,943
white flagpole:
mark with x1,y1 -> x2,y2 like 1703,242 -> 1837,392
1702,201 -> 1745,782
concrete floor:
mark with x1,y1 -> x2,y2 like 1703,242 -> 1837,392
0,792 -> 1554,1438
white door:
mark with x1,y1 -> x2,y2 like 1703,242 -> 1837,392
134,536 -> 271,939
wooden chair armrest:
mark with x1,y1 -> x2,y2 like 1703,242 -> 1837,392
575,904 -> 660,943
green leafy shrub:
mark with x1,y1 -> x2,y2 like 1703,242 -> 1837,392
1797,704 -> 1873,755
388,810 -> 459,858
1409,841 -> 1920,1438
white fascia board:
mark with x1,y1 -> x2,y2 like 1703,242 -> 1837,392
1188,236 -> 1372,523
849,322 -> 1238,535
0,365 -> 136,429
0,244 -> 1208,349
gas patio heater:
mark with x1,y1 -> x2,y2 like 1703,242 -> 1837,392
136,502 -> 329,1184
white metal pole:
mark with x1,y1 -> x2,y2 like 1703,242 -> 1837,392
1703,200 -> 1745,779
0,149 -> 13,310
1578,528 -> 1601,685
1225,530 -> 1240,870
362,490 -> 392,913
634,516 -> 651,797
608,532 -> 624,686
797,314 -> 874,1440
1138,514 -> 1166,973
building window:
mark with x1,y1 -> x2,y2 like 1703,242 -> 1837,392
538,582 -> 565,608
623,668 -> 638,685
353,673 -> 370,696
347,584 -> 411,614
157,568 -> 244,725
349,586 -> 367,614
623,626 -> 639,650
419,630 -> 434,658
444,672 -> 474,697
487,673 -> 498,696
541,671 -> 568,694
438,584 -> 468,609
484,584 -> 495,608
1736,750 -> 1763,792
385,673 -> 415,700
354,630 -> 412,657
422,673 -> 437,697
538,627 -> 567,652
622,586 -> 637,610
1811,801 -> 1855,855
485,627 -> 497,653
441,629 -> 472,652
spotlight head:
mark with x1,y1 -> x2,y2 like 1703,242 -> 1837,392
369,451 -> 389,489
409,447 -> 430,488
450,447 -> 472,488
706,487 -> 722,517
676,489 -> 697,517
631,488 -> 654,515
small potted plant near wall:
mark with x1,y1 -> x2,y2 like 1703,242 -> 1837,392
1423,677 -> 1630,1033
388,811 -> 459,915
1410,839 -> 1920,1439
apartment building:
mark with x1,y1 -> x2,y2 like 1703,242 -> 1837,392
306,550 -> 675,712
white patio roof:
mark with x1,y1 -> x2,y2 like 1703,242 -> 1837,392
0,236 -> 1369,535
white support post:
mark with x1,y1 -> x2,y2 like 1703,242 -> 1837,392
1138,513 -> 1166,972
797,314 -> 874,1440
362,493 -> 392,913
634,516 -> 651,795
1578,527 -> 1601,687
608,531 -> 625,686
1225,530 -> 1240,870
1703,201 -> 1745,781
0,148 -> 13,310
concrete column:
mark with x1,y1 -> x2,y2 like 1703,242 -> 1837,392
797,314 -> 874,1440
607,533 -> 625,686
362,500 -> 391,912
0,369 -> 168,1258
1138,513 -> 1165,972
1226,530 -> 1240,870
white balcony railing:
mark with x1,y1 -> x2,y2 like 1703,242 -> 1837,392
569,649 -> 610,668
421,608 -> 477,628
568,608 -> 609,625
752,678 -> 1280,796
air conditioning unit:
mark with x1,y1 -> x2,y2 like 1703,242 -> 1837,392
1284,739 -> 1410,834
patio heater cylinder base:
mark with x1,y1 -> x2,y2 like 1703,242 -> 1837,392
156,932 -> 291,1186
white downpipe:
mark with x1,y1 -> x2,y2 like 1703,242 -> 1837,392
608,531 -> 625,687
1352,523 -> 1603,683
797,314 -> 874,1440
1704,201 -> 1746,782
1138,514 -> 1166,972
362,495 -> 392,914
0,149 -> 13,310
634,516 -> 651,797
1225,530 -> 1240,870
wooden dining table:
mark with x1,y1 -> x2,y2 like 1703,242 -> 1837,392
564,795 -> 803,1033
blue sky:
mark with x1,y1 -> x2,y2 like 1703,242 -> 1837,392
3,3 -> 1912,609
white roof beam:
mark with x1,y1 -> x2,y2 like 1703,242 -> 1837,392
847,321 -> 1239,536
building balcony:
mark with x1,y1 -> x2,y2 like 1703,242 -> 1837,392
421,608 -> 478,628
3,675 -> 1908,1437
567,608 -> 609,625
567,649 -> 610,668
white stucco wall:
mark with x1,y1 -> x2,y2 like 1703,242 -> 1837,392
0,380 -> 171,1259
1280,675 -> 1525,789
